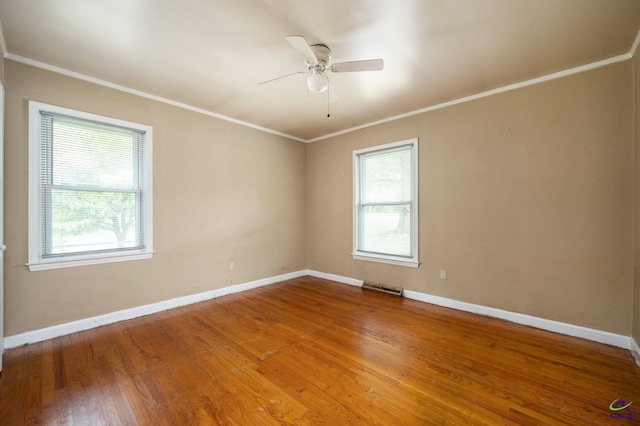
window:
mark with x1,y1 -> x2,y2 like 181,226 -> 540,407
28,101 -> 153,271
353,138 -> 419,267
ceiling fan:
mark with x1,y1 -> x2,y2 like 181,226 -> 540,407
261,35 -> 384,95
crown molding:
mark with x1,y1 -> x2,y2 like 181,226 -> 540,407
5,54 -> 307,143
307,51 -> 633,143
5,37 -> 637,144
630,27 -> 640,58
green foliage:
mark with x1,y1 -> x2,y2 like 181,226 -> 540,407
46,114 -> 142,250
52,189 -> 136,244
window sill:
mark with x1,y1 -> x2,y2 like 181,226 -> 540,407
352,253 -> 420,268
27,251 -> 154,271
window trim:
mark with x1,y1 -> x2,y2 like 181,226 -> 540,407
27,101 -> 153,271
352,138 -> 419,268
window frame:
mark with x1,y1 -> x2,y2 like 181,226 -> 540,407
28,101 -> 153,271
352,138 -> 419,268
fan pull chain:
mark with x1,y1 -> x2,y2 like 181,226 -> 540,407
327,80 -> 331,118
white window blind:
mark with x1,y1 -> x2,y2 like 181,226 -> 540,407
353,139 -> 418,267
28,102 -> 153,271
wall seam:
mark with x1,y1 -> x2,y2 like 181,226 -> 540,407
632,54 -> 637,344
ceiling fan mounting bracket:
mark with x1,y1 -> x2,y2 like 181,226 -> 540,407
308,44 -> 331,66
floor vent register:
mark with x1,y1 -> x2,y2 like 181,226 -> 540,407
362,281 -> 404,297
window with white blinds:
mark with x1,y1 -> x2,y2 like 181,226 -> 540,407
353,139 -> 419,267
28,101 -> 153,271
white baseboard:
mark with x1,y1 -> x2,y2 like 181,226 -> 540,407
5,268 -> 634,354
305,269 -> 363,287
631,337 -> 640,367
302,270 -> 631,349
4,270 -> 308,350
403,290 -> 630,349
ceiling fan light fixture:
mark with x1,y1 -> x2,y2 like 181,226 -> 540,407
263,35 -> 383,105
307,68 -> 328,93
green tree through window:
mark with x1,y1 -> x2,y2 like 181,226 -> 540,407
29,101 -> 153,270
43,113 -> 144,255
353,139 -> 419,267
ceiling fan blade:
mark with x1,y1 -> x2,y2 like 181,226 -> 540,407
331,59 -> 384,73
259,71 -> 306,85
286,35 -> 318,64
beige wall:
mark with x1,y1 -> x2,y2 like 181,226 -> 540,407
4,60 -> 307,335
307,61 -> 634,335
2,56 -> 637,339
634,53 -> 640,345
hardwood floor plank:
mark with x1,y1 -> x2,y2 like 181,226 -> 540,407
25,344 -> 44,425
1,276 -> 639,424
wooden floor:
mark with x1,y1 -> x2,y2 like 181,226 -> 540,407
1,277 -> 639,425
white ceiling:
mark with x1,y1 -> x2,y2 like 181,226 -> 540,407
1,0 -> 639,141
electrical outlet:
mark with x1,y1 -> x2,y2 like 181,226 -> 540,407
440,269 -> 447,280
229,261 -> 235,271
